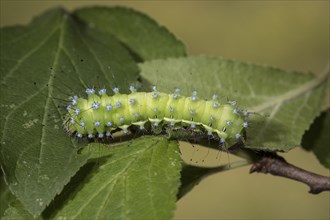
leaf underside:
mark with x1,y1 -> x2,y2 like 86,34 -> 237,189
0,7 -> 186,216
45,137 -> 182,220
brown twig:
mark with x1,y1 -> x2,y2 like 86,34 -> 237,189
250,153 -> 330,194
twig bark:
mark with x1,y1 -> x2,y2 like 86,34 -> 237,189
250,153 -> 330,194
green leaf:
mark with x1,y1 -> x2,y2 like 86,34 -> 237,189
0,8 -> 140,215
139,56 -> 328,152
74,6 -> 186,61
1,173 -> 38,220
46,137 -> 182,220
302,110 -> 330,169
2,200 -> 39,220
1,172 -> 16,217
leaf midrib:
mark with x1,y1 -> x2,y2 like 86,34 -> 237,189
36,15 -> 66,199
249,68 -> 329,113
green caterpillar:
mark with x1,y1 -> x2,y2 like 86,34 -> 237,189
65,86 -> 249,146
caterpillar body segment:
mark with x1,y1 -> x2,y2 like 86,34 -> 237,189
65,88 -> 248,146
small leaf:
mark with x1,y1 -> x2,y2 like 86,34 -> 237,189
48,137 -> 182,220
0,8 -> 139,215
302,110 -> 330,169
74,6 -> 186,61
139,56 -> 328,152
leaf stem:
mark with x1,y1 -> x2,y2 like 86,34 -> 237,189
250,64 -> 330,113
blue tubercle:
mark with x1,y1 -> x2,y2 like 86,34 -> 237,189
98,88 -> 106,95
86,88 -> 95,95
92,102 -> 100,110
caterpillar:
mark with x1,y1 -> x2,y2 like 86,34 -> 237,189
65,86 -> 249,147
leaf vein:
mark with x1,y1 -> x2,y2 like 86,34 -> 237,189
1,26 -> 60,84
71,145 -> 152,219
71,23 -> 112,86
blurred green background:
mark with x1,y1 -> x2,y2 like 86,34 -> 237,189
1,1 -> 329,219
